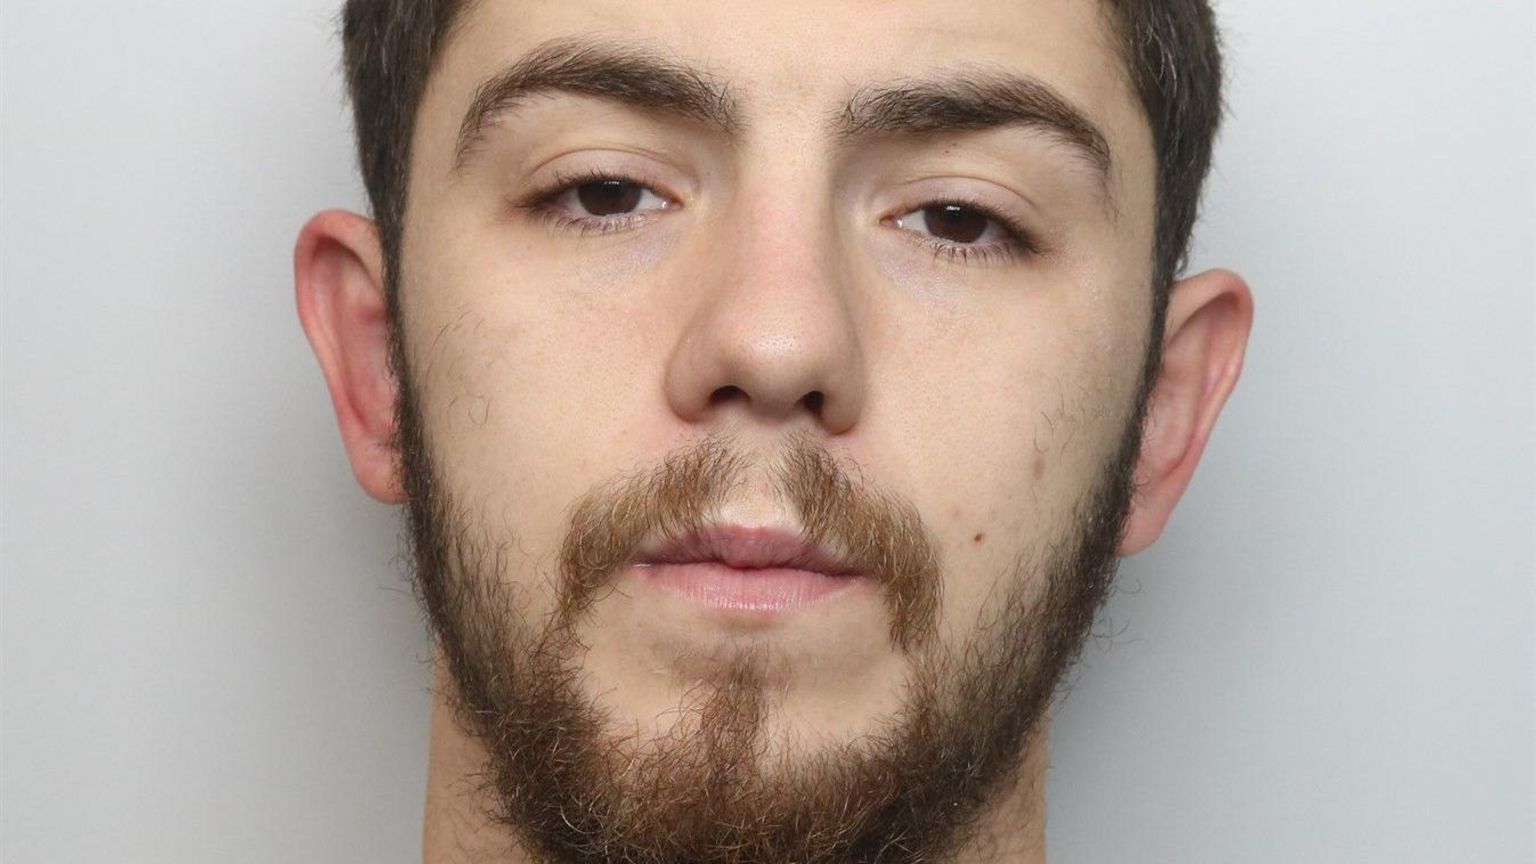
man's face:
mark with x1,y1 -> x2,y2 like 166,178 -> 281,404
392,0 -> 1158,857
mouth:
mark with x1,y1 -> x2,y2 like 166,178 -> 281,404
629,524 -> 870,613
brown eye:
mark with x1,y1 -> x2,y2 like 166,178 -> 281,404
920,204 -> 989,244
575,179 -> 644,216
887,198 -> 1035,264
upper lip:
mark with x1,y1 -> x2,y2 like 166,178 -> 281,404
634,524 -> 863,577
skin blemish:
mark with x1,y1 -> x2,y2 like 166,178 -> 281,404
1033,455 -> 1047,480
973,532 -> 986,545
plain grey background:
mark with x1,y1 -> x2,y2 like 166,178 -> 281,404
2,1 -> 1533,861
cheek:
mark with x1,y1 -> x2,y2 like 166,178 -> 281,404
398,241 -> 669,612
879,295 -> 1144,642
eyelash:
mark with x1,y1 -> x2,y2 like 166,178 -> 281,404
886,197 -> 1043,267
515,171 -> 1043,264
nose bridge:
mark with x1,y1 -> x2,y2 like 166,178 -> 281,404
726,178 -> 846,325
662,166 -> 867,434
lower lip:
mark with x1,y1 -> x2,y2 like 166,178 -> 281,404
635,562 -> 867,613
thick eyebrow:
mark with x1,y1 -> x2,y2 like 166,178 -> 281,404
453,38 -> 737,170
838,72 -> 1113,185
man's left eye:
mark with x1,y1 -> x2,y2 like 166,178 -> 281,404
890,204 -> 1013,245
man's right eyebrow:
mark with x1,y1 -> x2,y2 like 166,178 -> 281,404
452,38 -> 738,170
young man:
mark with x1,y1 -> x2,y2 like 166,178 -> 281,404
295,1 -> 1252,860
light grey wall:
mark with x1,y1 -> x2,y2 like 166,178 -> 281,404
2,2 -> 1531,862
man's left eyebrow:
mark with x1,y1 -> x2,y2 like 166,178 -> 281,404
452,38 -> 737,170
837,72 -> 1114,188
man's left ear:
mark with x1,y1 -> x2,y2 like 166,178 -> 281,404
1118,268 -> 1254,555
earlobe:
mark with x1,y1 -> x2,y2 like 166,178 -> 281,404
1118,268 -> 1253,555
293,209 -> 406,504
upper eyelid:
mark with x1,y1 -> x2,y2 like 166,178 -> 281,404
886,186 -> 1028,224
892,200 -> 1013,229
881,173 -> 1040,222
525,147 -> 697,201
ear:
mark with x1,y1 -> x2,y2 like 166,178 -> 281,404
1118,268 -> 1253,555
294,209 -> 405,504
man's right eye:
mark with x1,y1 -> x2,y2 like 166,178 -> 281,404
521,173 -> 675,234
557,178 -> 670,218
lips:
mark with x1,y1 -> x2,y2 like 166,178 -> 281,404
630,524 -> 868,613
637,524 -> 860,574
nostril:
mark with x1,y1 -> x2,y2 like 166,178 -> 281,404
709,385 -> 745,406
704,386 -> 826,415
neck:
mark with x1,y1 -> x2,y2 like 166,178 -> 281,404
421,665 -> 1049,864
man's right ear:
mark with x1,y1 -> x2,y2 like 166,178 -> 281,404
294,210 -> 405,504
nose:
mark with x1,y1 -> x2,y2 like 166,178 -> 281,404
662,195 -> 868,435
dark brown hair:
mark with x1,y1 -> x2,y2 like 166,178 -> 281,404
341,0 -> 1223,304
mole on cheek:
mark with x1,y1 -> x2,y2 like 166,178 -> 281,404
973,532 -> 986,545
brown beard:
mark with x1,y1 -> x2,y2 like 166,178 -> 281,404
394,352 -> 1148,864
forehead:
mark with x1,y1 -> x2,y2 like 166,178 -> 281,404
415,0 -> 1152,190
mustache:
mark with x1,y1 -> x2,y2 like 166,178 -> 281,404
555,433 -> 942,651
